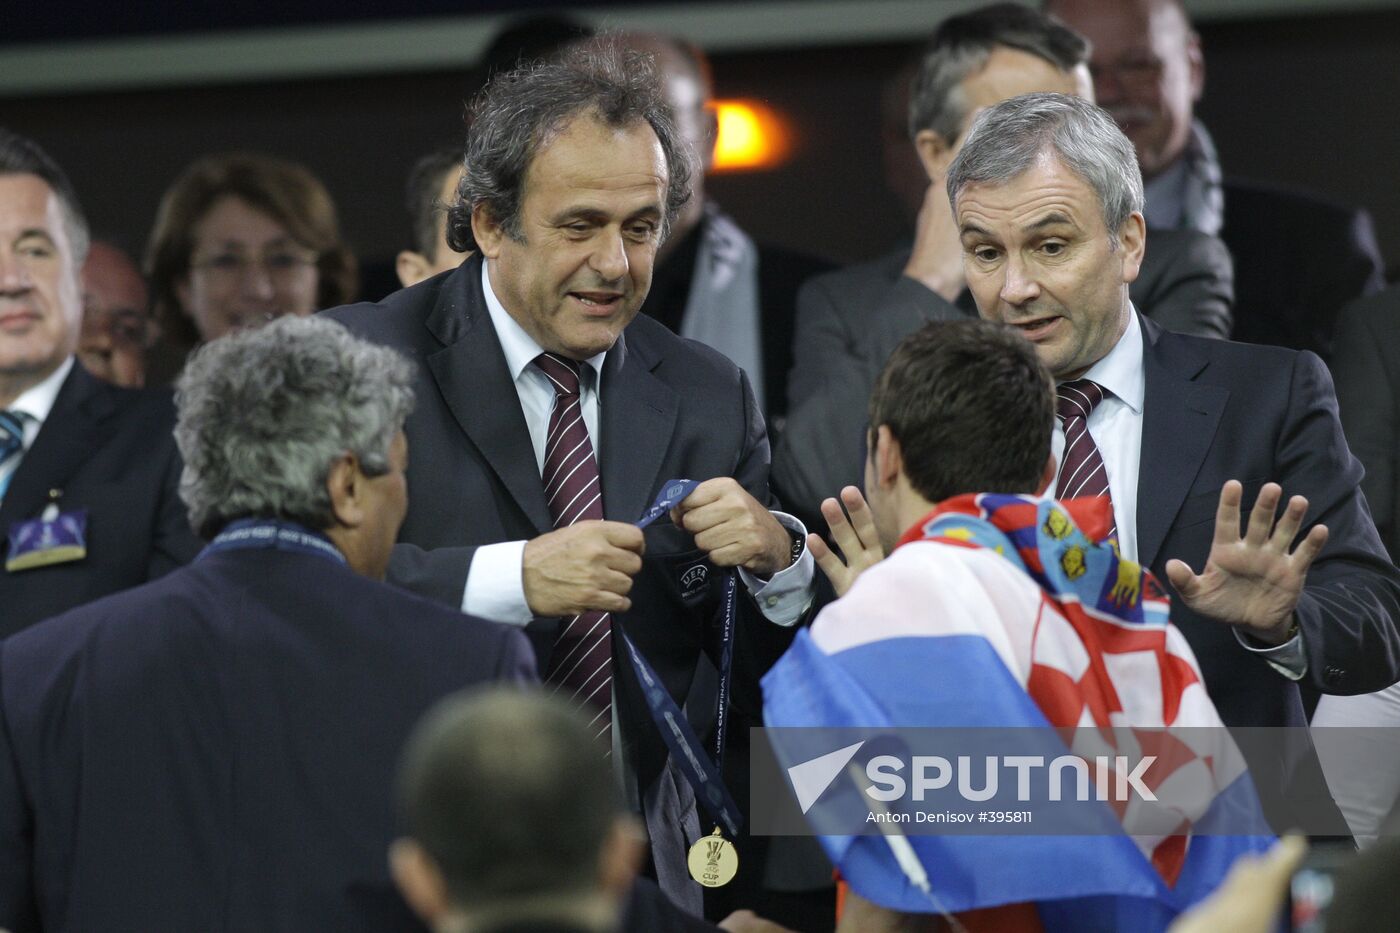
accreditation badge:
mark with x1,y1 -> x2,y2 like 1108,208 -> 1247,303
687,826 -> 738,888
6,504 -> 88,572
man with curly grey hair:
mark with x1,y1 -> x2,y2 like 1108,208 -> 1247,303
0,315 -> 535,931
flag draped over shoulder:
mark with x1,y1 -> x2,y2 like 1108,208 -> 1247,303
762,493 -> 1275,932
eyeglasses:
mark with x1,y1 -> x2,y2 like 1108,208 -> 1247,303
189,251 -> 317,285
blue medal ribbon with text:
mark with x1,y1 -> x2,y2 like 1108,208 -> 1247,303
627,478 -> 743,838
199,518 -> 347,565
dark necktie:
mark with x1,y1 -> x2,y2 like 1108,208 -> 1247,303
1055,379 -> 1117,537
533,353 -> 613,746
0,410 -> 25,470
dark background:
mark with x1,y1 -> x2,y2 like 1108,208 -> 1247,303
4,4 -> 1397,295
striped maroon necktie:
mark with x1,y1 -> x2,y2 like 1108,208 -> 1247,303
1055,379 -> 1117,538
534,353 -> 613,746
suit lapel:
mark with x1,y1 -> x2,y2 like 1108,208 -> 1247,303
1136,318 -> 1228,568
598,331 -> 678,523
1,365 -> 114,533
423,259 -> 553,534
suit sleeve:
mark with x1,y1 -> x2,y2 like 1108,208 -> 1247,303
0,647 -> 39,932
147,430 -> 205,580
494,626 -> 540,684
1135,231 -> 1234,340
388,543 -> 480,609
728,368 -> 805,716
1282,351 -> 1400,694
775,272 -> 962,531
1331,298 -> 1398,558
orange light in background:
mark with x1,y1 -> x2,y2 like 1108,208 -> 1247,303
710,99 -> 794,173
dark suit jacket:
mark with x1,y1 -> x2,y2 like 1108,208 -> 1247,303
0,546 -> 535,933
773,227 -> 1235,531
1328,286 -> 1400,561
323,256 -> 798,831
643,210 -> 835,428
1138,316 -> 1400,711
1219,178 -> 1385,361
1138,317 -> 1400,826
0,362 -> 203,638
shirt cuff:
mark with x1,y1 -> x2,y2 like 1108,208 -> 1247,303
737,510 -> 815,627
1235,624 -> 1307,681
462,540 -> 532,626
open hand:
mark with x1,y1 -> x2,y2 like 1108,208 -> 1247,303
1165,481 -> 1327,644
809,486 -> 885,597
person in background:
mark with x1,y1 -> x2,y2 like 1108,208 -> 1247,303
574,32 -> 834,429
0,315 -> 536,931
775,2 -> 1233,534
143,151 -> 357,382
78,239 -> 153,388
0,127 -> 201,638
396,148 -> 467,289
1046,0 -> 1386,359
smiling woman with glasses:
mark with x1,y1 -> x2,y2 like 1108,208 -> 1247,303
144,152 -> 358,380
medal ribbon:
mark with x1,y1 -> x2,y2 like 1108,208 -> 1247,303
625,478 -> 743,838
199,518 -> 348,565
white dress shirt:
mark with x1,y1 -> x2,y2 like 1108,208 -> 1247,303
1053,309 -> 1305,677
462,262 -> 813,626
0,356 -> 73,504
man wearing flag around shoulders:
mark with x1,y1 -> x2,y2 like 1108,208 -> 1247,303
764,319 -> 1289,932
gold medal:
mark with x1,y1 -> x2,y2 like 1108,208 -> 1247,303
687,826 -> 738,888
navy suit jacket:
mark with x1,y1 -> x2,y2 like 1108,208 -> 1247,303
1138,317 -> 1400,828
0,546 -> 536,932
323,256 -> 798,833
0,362 -> 203,638
1137,316 -> 1400,716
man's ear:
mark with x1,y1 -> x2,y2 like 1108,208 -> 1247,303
1117,212 -> 1146,286
470,206 -> 507,260
389,838 -> 452,925
913,129 -> 955,181
1036,453 -> 1057,497
326,452 -> 365,529
701,107 -> 719,172
873,425 -> 903,491
597,816 -> 646,899
1186,30 -> 1206,102
396,251 -> 430,289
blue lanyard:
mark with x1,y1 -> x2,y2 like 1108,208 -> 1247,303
199,518 -> 347,565
625,479 -> 743,838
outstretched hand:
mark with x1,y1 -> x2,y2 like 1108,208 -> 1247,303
1164,481 -> 1328,644
809,486 -> 885,597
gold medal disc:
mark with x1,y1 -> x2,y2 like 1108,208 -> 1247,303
687,827 -> 738,887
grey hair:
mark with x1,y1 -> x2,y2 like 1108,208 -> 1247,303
908,3 -> 1088,144
0,126 -> 91,267
446,39 -> 695,253
174,315 -> 415,539
946,92 -> 1144,240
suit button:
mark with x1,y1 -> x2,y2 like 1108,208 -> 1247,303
1324,666 -> 1346,687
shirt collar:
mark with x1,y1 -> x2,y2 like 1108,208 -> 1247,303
480,262 -> 606,385
8,355 -> 74,426
1079,306 -> 1144,414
